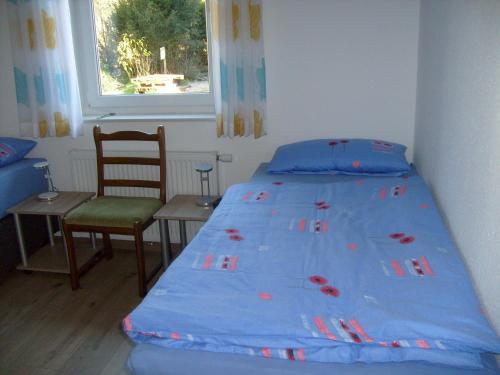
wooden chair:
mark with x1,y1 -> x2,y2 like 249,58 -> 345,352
63,125 -> 166,297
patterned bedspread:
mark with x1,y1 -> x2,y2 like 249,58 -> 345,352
124,174 -> 500,369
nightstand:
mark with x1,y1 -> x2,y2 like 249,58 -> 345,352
154,195 -> 214,266
7,192 -> 96,273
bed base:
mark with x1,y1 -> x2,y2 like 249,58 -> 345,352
0,214 -> 53,282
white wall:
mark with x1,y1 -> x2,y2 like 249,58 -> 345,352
0,0 -> 420,190
414,0 -> 500,332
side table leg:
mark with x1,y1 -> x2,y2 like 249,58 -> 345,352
159,219 -> 170,267
46,215 -> 55,247
58,216 -> 70,265
179,220 -> 187,250
90,232 -> 97,250
165,220 -> 173,261
14,214 -> 28,267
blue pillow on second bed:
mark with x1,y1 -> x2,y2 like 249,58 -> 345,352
0,137 -> 37,168
267,139 -> 410,176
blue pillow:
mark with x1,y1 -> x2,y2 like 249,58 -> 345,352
0,137 -> 37,168
267,139 -> 410,176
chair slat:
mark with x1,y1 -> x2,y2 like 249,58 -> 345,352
103,157 -> 160,166
103,179 -> 161,189
99,131 -> 159,142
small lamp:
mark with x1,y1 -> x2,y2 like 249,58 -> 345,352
195,163 -> 216,208
33,161 -> 59,201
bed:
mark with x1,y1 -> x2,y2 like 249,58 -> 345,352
0,158 -> 49,279
0,157 -> 47,219
124,141 -> 500,375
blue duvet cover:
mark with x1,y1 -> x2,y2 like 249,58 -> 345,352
124,174 -> 500,369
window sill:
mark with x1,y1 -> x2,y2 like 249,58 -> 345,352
83,113 -> 216,123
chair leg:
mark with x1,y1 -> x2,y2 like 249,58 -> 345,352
102,233 -> 113,260
134,223 -> 147,298
63,224 -> 80,290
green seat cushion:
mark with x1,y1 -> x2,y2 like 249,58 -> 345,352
64,196 -> 162,228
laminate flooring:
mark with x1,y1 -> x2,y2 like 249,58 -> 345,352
0,242 -> 169,375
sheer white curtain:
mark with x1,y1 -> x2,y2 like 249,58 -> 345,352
210,0 -> 267,138
7,0 -> 82,138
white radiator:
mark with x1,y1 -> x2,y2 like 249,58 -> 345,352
69,149 -> 219,243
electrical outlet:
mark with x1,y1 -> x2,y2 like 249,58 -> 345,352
217,153 -> 233,162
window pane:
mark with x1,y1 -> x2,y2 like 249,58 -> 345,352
92,0 -> 209,96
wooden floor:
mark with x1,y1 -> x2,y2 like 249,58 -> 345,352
0,242 -> 168,375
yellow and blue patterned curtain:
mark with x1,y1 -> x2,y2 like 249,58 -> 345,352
7,0 -> 82,138
210,0 -> 267,138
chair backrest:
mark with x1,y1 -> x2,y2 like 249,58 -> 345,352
93,125 -> 167,203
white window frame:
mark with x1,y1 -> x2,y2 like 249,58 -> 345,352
70,0 -> 214,117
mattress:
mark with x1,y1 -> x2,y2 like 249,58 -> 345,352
0,158 -> 47,219
125,168 -> 500,374
128,344 -> 500,375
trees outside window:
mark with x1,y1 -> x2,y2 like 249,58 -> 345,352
93,0 -> 209,96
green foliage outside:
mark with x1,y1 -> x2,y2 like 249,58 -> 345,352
100,70 -> 137,95
94,0 -> 208,94
117,34 -> 153,78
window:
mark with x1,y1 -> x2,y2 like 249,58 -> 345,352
71,0 -> 214,116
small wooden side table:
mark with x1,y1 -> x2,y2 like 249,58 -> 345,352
7,191 -> 95,273
154,195 -> 214,266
